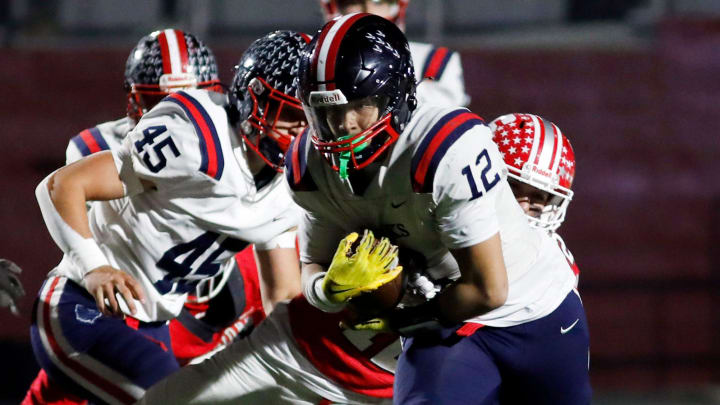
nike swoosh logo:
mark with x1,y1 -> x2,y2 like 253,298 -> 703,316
391,200 -> 407,208
328,286 -> 354,294
560,318 -> 580,334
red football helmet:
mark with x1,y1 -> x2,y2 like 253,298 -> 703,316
489,113 -> 576,231
319,0 -> 410,30
124,29 -> 222,125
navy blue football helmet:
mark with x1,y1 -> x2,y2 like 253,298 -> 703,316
229,31 -> 311,171
297,13 -> 416,177
124,29 -> 221,124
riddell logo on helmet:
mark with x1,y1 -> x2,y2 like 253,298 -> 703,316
159,73 -> 198,92
309,90 -> 348,106
523,163 -> 553,179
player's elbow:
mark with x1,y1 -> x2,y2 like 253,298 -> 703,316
482,281 -> 508,310
472,274 -> 508,311
45,166 -> 81,203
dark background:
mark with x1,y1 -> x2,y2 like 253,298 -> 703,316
1,0 -> 719,403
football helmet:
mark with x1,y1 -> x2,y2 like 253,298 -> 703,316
489,113 -> 576,231
320,0 -> 410,30
229,30 -> 312,172
124,29 -> 221,124
298,13 -> 416,178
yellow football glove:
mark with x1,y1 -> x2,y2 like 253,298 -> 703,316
322,230 -> 403,304
340,317 -> 393,332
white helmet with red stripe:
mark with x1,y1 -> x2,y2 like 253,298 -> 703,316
124,29 -> 221,124
320,0 -> 410,30
489,113 -> 576,231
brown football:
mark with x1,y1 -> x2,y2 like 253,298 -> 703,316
349,268 -> 406,317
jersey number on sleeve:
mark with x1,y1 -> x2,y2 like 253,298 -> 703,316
461,149 -> 500,200
134,125 -> 181,173
154,231 -> 248,295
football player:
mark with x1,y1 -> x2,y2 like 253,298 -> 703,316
319,0 -> 469,107
29,29 -> 305,404
289,14 -> 591,404
139,31 -> 398,405
489,113 -> 581,285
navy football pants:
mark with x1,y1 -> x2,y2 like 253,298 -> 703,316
394,291 -> 591,404
30,276 -> 179,405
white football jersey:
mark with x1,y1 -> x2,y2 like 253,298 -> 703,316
410,41 -> 469,108
287,104 -> 575,327
65,116 -> 132,165
51,89 -> 299,322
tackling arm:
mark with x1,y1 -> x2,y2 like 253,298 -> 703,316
254,245 -> 301,314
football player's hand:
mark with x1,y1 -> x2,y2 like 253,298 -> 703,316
0,259 -> 25,316
342,299 -> 447,336
82,266 -> 146,317
322,230 -> 403,304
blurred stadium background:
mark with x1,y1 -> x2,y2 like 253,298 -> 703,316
1,0 -> 719,403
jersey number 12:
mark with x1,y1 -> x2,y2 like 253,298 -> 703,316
461,149 -> 500,200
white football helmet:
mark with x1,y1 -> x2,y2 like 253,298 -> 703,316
489,113 -> 576,231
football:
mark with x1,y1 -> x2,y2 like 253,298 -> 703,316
350,268 -> 406,317
346,232 -> 427,317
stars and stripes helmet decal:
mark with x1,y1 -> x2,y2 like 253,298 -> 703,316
489,113 -> 576,231
229,30 -> 312,172
124,29 -> 221,124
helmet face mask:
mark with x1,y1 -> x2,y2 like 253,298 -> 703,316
240,77 -> 307,171
230,31 -> 311,172
306,93 -> 399,176
298,13 -> 416,178
124,29 -> 221,125
490,113 -> 576,232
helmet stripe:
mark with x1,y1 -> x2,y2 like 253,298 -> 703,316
314,13 -> 365,91
173,30 -> 189,73
549,123 -> 563,174
158,29 -> 187,75
310,19 -> 338,91
324,13 -> 365,90
535,117 -> 556,169
526,114 -> 542,166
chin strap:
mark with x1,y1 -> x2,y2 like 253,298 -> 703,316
336,134 -> 370,179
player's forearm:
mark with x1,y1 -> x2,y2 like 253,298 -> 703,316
36,153 -> 125,277
45,168 -> 94,237
436,278 -> 507,324
439,234 -> 509,323
255,247 -> 302,309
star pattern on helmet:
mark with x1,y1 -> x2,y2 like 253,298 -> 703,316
126,31 -> 218,87
491,114 -> 576,187
231,31 -> 308,120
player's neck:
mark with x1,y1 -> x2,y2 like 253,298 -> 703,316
246,150 -> 267,176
